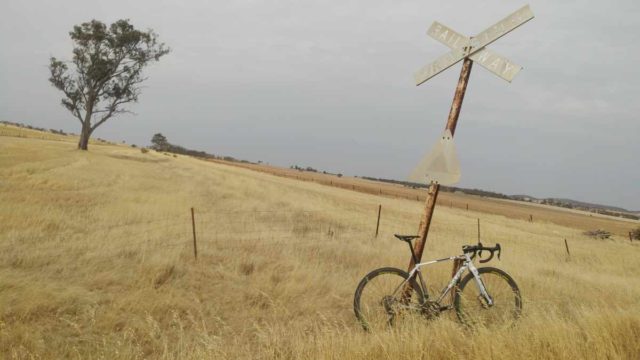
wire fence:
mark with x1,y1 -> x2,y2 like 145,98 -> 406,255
0,207 -> 385,260
2,205 -> 624,267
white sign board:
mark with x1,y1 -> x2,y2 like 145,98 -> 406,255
428,22 -> 522,82
415,4 -> 534,85
409,130 -> 461,185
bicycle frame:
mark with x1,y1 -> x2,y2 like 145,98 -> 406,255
394,253 -> 494,309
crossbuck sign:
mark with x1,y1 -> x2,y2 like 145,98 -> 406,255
415,5 -> 534,84
407,4 -> 534,277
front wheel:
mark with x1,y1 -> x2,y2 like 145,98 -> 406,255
354,267 -> 425,331
454,267 -> 522,328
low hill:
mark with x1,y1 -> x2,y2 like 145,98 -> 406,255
1,130 -> 640,359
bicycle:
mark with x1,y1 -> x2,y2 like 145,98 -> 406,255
353,234 -> 522,331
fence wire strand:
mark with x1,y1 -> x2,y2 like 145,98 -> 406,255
0,208 -> 382,256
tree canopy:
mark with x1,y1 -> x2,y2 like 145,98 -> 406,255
151,133 -> 169,151
49,19 -> 170,150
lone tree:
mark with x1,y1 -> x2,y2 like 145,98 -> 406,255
150,133 -> 169,151
49,19 -> 169,150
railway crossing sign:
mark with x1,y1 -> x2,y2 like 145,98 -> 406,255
407,5 -> 534,274
415,5 -> 534,84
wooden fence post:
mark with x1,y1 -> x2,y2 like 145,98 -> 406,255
477,218 -> 481,243
375,205 -> 382,237
564,239 -> 570,259
191,207 -> 198,260
529,214 -> 533,222
466,203 -> 469,211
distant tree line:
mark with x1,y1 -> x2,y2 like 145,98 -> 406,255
360,175 -> 639,220
1,120 -> 70,136
358,176 -> 511,199
290,165 -> 317,172
150,133 -> 215,158
149,133 -> 252,163
591,209 -> 639,221
290,165 -> 342,177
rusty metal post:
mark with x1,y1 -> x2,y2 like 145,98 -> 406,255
191,207 -> 198,260
407,58 -> 473,275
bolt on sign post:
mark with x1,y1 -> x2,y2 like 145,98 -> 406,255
407,5 -> 534,275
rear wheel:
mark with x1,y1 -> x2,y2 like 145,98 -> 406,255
354,267 -> 424,331
454,267 -> 521,328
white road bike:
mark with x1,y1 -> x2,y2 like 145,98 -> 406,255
354,235 -> 522,331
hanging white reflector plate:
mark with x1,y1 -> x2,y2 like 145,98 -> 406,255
408,129 -> 461,185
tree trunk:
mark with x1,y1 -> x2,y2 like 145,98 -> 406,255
78,123 -> 91,150
78,97 -> 96,151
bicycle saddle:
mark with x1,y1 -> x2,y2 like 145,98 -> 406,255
394,234 -> 419,242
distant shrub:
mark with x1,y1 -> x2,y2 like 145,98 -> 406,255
337,173 -> 343,178
49,129 -> 67,135
632,227 -> 640,240
140,148 -> 149,154
583,229 -> 612,239
131,144 -> 137,148
173,154 -> 177,158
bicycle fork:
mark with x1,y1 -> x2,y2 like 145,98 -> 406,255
434,259 -> 494,308
467,261 -> 494,307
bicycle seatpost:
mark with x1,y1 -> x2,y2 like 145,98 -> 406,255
407,242 -> 419,268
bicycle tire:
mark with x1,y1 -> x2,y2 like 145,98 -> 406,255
453,266 -> 522,327
353,267 -> 425,331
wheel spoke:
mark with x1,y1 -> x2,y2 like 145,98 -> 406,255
354,269 -> 424,331
455,268 -> 521,328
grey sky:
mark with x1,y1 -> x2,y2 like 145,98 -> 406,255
1,0 -> 639,210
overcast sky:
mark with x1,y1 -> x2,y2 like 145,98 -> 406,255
1,0 -> 639,210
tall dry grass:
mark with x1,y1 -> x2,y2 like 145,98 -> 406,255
1,134 -> 639,359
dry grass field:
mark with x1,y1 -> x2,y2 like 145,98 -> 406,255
215,159 -> 638,237
1,126 -> 640,359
